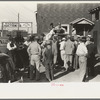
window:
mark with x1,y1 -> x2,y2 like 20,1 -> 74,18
91,11 -> 100,21
95,11 -> 99,20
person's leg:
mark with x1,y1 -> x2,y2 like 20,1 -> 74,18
30,65 -> 35,80
30,56 -> 35,80
65,55 -> 68,70
50,63 -> 54,80
69,55 -> 73,68
79,57 -> 87,81
35,57 -> 40,81
53,55 -> 57,69
45,62 -> 51,81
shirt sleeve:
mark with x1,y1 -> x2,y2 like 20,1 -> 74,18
76,45 -> 79,55
84,46 -> 88,55
7,43 -> 12,50
13,44 -> 17,49
27,44 -> 31,56
38,44 -> 41,56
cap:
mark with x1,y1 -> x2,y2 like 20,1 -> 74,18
62,38 -> 66,41
34,36 -> 39,40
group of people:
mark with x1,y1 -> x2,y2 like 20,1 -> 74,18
5,23 -> 97,82
25,33 -> 96,82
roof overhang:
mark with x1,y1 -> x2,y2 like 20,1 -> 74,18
70,18 -> 94,26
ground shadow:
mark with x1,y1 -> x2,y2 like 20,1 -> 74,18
86,62 -> 100,82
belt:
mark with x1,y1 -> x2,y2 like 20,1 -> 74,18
31,53 -> 39,55
60,49 -> 64,51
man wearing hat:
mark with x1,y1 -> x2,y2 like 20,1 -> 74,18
76,37 -> 88,82
64,35 -> 75,71
54,23 -> 66,35
27,35 -> 41,81
43,40 -> 53,81
52,35 -> 58,71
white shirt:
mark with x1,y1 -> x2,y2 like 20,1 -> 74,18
85,41 -> 90,46
76,42 -> 88,56
60,41 -> 65,50
45,29 -> 55,40
24,41 -> 31,46
7,42 -> 17,50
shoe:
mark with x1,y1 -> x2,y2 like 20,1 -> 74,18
61,68 -> 66,72
48,79 -> 52,82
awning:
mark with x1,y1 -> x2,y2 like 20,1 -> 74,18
70,18 -> 94,26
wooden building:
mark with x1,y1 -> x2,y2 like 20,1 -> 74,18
37,3 -> 100,53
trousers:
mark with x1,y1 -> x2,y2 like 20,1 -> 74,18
45,61 -> 53,80
60,50 -> 66,67
64,54 -> 73,69
30,55 -> 40,80
53,55 -> 57,65
79,56 -> 87,81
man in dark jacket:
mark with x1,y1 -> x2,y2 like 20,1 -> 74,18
87,38 -> 96,77
43,40 -> 53,81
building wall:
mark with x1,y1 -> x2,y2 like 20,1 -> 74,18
90,20 -> 100,54
37,3 -> 100,34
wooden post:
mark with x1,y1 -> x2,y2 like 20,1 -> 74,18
83,27 -> 86,36
18,13 -> 19,31
1,22 -> 3,37
31,22 -> 33,34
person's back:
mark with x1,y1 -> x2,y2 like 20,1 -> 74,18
64,39 -> 75,55
29,41 -> 41,56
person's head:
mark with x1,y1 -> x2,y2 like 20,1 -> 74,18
17,31 -> 21,37
58,22 -> 61,28
62,37 -> 66,41
70,36 -> 74,42
86,36 -> 91,41
34,36 -> 39,42
67,35 -> 70,40
80,37 -> 86,43
30,35 -> 35,42
50,23 -> 54,29
53,35 -> 57,41
90,37 -> 94,42
46,40 -> 51,46
9,36 -> 14,42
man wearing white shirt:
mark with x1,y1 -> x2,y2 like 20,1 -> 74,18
76,37 -> 88,82
60,38 -> 66,68
7,42 -> 17,51
7,38 -> 17,65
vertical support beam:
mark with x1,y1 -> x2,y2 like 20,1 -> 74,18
70,24 -> 73,36
31,22 -> 33,34
99,11 -> 100,20
1,22 -> 3,37
18,13 -> 19,31
83,27 -> 86,36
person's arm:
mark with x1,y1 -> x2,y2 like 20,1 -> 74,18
84,46 -> 88,57
38,44 -> 41,56
27,45 -> 31,56
42,48 -> 46,62
12,44 -> 17,49
7,43 -> 12,50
